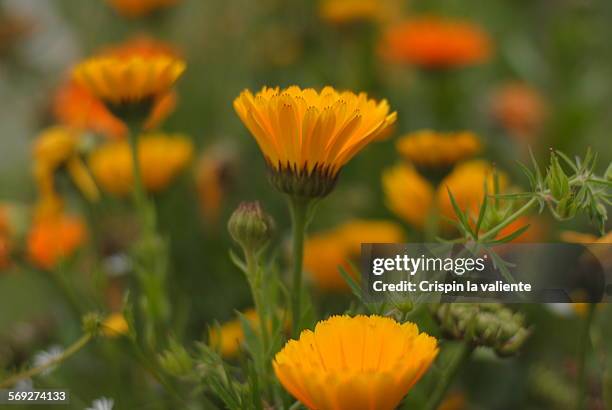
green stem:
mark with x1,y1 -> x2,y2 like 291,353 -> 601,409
245,251 -> 270,354
423,341 -> 472,410
479,197 -> 538,242
576,303 -> 596,410
0,333 -> 92,388
288,197 -> 309,338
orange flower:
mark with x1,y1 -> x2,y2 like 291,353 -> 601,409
101,35 -> 180,59
106,0 -> 180,18
27,214 -> 87,270
491,82 -> 546,139
381,16 -> 492,68
195,150 -> 233,225
382,163 -> 434,228
0,235 -> 10,271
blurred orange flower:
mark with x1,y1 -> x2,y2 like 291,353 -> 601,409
89,133 -> 194,196
382,163 -> 434,228
101,35 -> 180,59
0,205 -> 11,270
491,82 -> 547,139
106,0 -> 180,18
195,151 -> 233,225
319,0 -> 399,25
102,313 -> 130,338
27,214 -> 87,270
208,309 -> 259,358
381,17 -> 492,68
396,130 -> 482,168
234,86 -> 396,198
304,220 -> 405,291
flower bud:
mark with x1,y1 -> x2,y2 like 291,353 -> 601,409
159,339 -> 193,378
228,201 -> 275,254
433,303 -> 530,356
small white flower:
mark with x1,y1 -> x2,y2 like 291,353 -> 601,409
85,397 -> 114,410
32,345 -> 63,376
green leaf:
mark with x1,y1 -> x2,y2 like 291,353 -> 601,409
485,224 -> 531,244
446,187 -> 475,238
475,181 -> 489,237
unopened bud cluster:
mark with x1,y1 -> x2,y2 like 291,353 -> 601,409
228,201 -> 275,254
433,303 -> 530,356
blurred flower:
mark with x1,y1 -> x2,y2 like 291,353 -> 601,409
106,0 -> 179,18
273,315 -> 438,410
305,220 -> 405,291
208,309 -> 259,358
381,16 -> 492,68
195,150 -> 233,225
319,0 -> 395,25
89,133 -> 193,196
396,130 -> 481,169
437,160 -> 507,222
494,216 -> 546,243
32,345 -> 63,376
433,303 -> 530,356
0,205 -> 12,270
101,313 -> 129,338
85,397 -> 114,410
27,214 -> 87,270
491,82 -> 546,139
72,55 -> 185,105
33,126 -> 99,202
228,201 -> 275,255
101,35 -> 180,59
382,163 -> 434,228
233,86 -> 396,198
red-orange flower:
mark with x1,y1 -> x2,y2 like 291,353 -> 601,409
27,214 -> 87,270
491,82 -> 546,139
381,16 -> 492,68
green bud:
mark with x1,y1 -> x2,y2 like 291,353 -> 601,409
228,201 -> 275,253
433,303 -> 530,356
546,154 -> 570,201
82,312 -> 103,336
159,339 -> 193,378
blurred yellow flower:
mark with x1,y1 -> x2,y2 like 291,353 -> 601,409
106,0 -> 180,18
437,160 -> 507,221
33,126 -> 99,202
102,313 -> 129,338
491,82 -> 547,140
234,86 -> 396,197
319,0 -> 384,25
89,133 -> 193,196
72,55 -> 185,104
27,214 -> 87,270
195,151 -> 232,225
304,220 -> 405,291
273,315 -> 438,410
382,163 -> 434,228
396,130 -> 481,168
381,16 -> 492,68
208,309 -> 259,358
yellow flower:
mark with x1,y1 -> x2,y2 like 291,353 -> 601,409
437,160 -> 507,221
101,313 -> 129,338
396,130 -> 481,168
319,0 -> 396,25
233,86 -> 396,197
72,55 -> 185,104
304,220 -> 405,291
273,315 -> 438,410
33,126 -> 99,202
107,0 -> 180,18
208,309 -> 259,358
89,133 -> 193,196
382,163 -> 434,228
195,149 -> 232,225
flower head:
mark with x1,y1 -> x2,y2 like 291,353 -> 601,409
273,315 -> 438,410
396,130 -> 481,168
491,82 -> 547,139
305,220 -> 404,291
107,0 -> 179,18
101,313 -> 129,338
208,309 -> 259,358
27,214 -> 87,270
89,133 -> 193,195
319,0 -> 398,25
381,17 -> 492,68
72,55 -> 185,105
382,163 -> 434,228
195,149 -> 233,224
234,86 -> 396,198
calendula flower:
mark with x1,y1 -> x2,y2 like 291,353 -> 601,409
101,35 -> 180,59
33,126 -> 99,201
195,150 -> 232,224
101,313 -> 129,338
27,214 -> 87,270
72,55 -> 185,105
273,315 -> 438,410
106,0 -> 179,18
304,220 -> 404,291
89,133 -> 193,196
382,163 -> 434,228
381,16 -> 492,68
233,86 -> 396,198
319,0 -> 394,25
491,82 -> 546,139
396,130 -> 481,168
437,160 -> 507,221
208,309 -> 259,358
